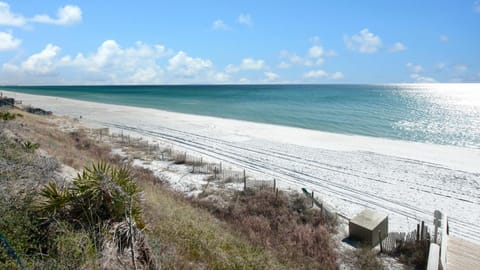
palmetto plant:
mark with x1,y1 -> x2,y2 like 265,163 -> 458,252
38,162 -> 143,229
38,182 -> 72,216
22,141 -> 40,153
38,162 -> 149,268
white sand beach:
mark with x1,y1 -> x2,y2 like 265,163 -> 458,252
4,90 -> 480,242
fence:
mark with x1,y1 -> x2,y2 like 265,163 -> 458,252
108,132 -> 281,192
107,131 -> 344,225
97,131 -> 447,252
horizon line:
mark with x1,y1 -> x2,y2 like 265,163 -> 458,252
2,82 -> 479,87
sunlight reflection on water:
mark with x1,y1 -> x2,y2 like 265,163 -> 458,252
394,84 -> 480,148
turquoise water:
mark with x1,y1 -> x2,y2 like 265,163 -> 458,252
2,84 -> 480,148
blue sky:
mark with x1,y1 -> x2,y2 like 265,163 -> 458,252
0,0 -> 479,84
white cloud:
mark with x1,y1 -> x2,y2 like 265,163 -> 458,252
212,19 -> 230,31
310,36 -> 321,44
0,31 -> 21,50
454,64 -> 468,72
303,69 -> 328,79
239,77 -> 250,84
331,71 -> 344,80
212,72 -> 230,82
31,5 -> 82,25
344,28 -> 382,53
277,61 -> 290,69
64,40 -> 170,75
314,58 -> 324,65
2,63 -> 17,72
1,40 -> 260,84
0,2 -> 26,26
225,65 -> 237,73
410,74 -> 436,83
325,50 -> 337,57
288,54 -> 304,65
304,69 -> 344,80
474,1 -> 480,13
130,67 -> 162,83
237,14 -> 253,26
21,44 -> 61,75
279,49 -> 289,58
226,58 -> 266,73
389,42 -> 407,52
168,51 -> 213,77
264,71 -> 279,81
240,58 -> 265,70
440,35 -> 449,43
435,63 -> 446,71
0,2 -> 82,27
308,45 -> 324,58
406,62 -> 424,73
3,40 -> 173,83
279,49 -> 325,68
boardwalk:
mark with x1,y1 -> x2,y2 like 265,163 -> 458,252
447,236 -> 480,270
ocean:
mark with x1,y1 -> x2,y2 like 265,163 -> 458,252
2,84 -> 480,149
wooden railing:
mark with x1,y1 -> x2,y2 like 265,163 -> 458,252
440,214 -> 448,269
427,212 -> 448,270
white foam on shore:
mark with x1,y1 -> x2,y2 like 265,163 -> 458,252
4,90 -> 480,241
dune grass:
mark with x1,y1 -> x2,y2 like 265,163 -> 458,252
4,109 -> 111,169
1,109 -> 342,269
141,180 -> 286,269
194,189 -> 338,270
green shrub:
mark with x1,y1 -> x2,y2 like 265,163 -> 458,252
38,162 -> 144,232
352,247 -> 385,270
22,141 -> 40,153
0,111 -> 16,121
0,187 -> 40,268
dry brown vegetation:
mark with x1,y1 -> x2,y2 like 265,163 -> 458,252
1,109 -> 342,269
194,190 -> 338,270
1,110 -> 111,169
347,248 -> 385,270
141,181 -> 285,269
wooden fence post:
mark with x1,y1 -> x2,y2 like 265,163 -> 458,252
417,224 -> 420,241
243,169 -> 246,191
221,163 -> 224,180
273,178 -> 276,192
379,230 -> 383,253
311,191 -> 314,207
320,203 -> 324,218
421,221 -> 425,241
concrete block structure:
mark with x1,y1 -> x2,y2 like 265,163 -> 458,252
349,209 -> 388,247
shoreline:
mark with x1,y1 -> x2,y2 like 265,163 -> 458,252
3,90 -> 480,241
3,90 -> 479,173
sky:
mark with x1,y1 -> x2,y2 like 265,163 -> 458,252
0,0 -> 479,85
